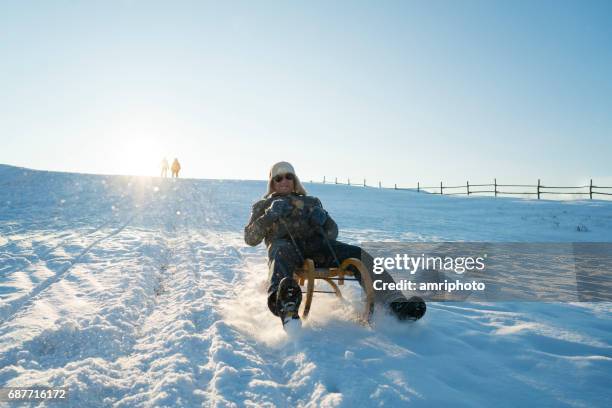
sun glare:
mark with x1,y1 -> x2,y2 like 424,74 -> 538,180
108,121 -> 175,177
121,139 -> 164,177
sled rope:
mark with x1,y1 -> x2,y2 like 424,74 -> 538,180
319,226 -> 341,268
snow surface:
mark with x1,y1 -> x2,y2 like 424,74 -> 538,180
0,164 -> 611,407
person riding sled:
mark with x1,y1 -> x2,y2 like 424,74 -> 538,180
244,161 -> 426,327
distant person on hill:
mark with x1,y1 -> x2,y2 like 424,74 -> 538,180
244,161 -> 426,327
171,158 -> 181,178
161,157 -> 169,178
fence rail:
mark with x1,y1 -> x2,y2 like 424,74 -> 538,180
313,177 -> 612,199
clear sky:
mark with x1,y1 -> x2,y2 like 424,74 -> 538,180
1,0 -> 611,187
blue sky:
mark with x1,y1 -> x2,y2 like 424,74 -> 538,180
1,0 -> 610,186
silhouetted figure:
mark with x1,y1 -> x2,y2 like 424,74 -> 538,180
161,157 -> 169,178
171,158 -> 181,178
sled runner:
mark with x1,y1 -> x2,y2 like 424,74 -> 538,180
293,257 -> 375,323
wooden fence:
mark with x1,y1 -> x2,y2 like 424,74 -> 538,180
313,177 -> 612,199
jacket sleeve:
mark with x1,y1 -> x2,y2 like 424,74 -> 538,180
244,200 -> 271,246
315,198 -> 338,241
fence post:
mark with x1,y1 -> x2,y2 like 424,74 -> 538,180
467,181 -> 470,196
440,181 -> 443,195
323,176 -> 326,184
590,179 -> 593,200
394,183 -> 397,190
417,182 -> 420,193
335,177 -> 337,184
378,181 -> 381,189
348,178 -> 351,186
537,179 -> 541,200
363,178 -> 366,187
494,178 -> 497,197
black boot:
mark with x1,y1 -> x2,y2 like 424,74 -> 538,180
276,277 -> 302,326
389,296 -> 426,321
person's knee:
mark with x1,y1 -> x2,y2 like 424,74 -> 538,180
335,242 -> 376,284
269,241 -> 297,263
348,245 -> 362,259
334,241 -> 362,260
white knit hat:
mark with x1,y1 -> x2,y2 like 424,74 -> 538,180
266,161 -> 307,197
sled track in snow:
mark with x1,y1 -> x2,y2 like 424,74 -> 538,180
34,217 -> 116,260
0,204 -> 138,279
104,190 -> 236,406
0,210 -> 141,325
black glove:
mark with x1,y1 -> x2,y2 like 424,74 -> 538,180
264,199 -> 292,222
309,206 -> 328,227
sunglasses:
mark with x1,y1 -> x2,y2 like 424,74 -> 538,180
273,173 -> 294,183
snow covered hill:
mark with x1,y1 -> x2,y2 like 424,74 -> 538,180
1,164 -> 611,407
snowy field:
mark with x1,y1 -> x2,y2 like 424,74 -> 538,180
0,164 -> 611,407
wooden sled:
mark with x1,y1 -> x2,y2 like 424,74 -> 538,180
293,258 -> 374,323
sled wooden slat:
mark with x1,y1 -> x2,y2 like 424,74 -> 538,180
293,258 -> 374,323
